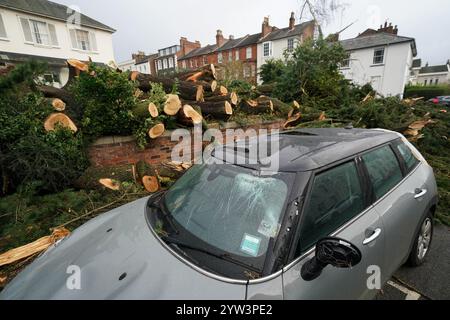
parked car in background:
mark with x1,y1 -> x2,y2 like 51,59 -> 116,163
0,129 -> 438,300
428,96 -> 450,107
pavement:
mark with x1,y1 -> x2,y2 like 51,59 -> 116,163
377,223 -> 450,300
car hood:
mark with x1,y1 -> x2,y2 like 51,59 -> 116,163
0,197 -> 247,300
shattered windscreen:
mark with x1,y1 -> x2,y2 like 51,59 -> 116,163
165,164 -> 294,259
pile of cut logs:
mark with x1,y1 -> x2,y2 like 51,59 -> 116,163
34,59 -> 300,139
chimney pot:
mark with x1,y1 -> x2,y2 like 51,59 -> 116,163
289,11 -> 296,29
216,29 -> 225,47
262,16 -> 272,37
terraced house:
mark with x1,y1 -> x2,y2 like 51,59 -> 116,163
0,0 -> 115,88
178,13 -> 315,84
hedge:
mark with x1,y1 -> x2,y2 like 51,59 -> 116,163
404,85 -> 450,100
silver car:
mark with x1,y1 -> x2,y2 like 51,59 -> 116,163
0,128 -> 438,300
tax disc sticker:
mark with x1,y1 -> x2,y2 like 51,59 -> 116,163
240,234 -> 261,257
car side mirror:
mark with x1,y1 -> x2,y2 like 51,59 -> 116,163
301,237 -> 362,281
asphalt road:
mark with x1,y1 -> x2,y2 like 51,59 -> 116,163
377,223 -> 450,300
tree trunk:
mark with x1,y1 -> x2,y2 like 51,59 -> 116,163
239,100 -> 271,115
183,100 -> 233,120
204,92 -> 239,105
130,73 -> 202,101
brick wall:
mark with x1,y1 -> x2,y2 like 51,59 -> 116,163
88,120 -> 285,167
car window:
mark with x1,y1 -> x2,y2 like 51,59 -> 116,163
362,145 -> 403,200
396,142 -> 420,173
297,161 -> 365,255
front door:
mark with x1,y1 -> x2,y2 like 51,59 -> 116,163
283,160 -> 385,300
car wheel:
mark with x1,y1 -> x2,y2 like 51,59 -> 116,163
408,213 -> 434,267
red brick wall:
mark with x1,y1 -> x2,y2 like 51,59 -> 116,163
88,120 -> 285,168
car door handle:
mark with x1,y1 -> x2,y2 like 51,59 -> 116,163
414,188 -> 427,199
363,228 -> 382,245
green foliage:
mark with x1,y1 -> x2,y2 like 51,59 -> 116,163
0,62 -> 88,195
272,39 -> 347,106
404,85 -> 450,100
69,65 -> 138,139
0,60 -> 47,93
226,80 -> 254,94
259,59 -> 286,84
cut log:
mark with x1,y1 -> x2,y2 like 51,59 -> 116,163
99,178 -> 121,191
67,59 -> 89,72
149,123 -> 165,139
47,98 -> 66,111
239,100 -> 271,115
204,92 -> 239,105
148,103 -> 159,118
215,85 -> 228,96
293,101 -> 300,109
44,113 -> 78,133
142,176 -> 160,193
210,80 -> 218,92
284,113 -> 302,128
131,73 -> 200,101
164,94 -> 182,116
256,96 -> 274,112
186,71 -> 204,82
318,112 -> 327,121
196,85 -> 205,102
38,86 -> 76,105
0,228 -> 70,267
187,101 -> 233,120
178,105 -> 203,126
194,80 -> 217,93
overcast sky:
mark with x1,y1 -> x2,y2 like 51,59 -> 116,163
54,0 -> 450,65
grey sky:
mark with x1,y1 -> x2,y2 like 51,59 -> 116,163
54,0 -> 450,65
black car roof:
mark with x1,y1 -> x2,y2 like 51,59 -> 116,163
213,128 -> 399,172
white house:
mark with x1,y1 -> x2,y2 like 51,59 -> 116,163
256,14 -> 316,83
410,60 -> 450,86
117,58 -> 137,72
0,0 -> 115,87
339,23 -> 417,97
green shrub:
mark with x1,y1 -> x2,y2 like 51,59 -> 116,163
259,59 -> 286,84
404,85 -> 450,100
70,65 -> 138,140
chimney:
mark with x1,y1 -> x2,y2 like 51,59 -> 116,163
216,29 -> 225,47
262,17 -> 272,37
132,51 -> 145,61
377,21 -> 399,35
289,12 -> 295,30
180,37 -> 201,56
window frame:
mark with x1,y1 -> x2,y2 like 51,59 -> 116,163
246,46 -> 252,59
373,47 -> 385,65
263,42 -> 272,58
0,12 -> 8,40
293,158 -> 370,255
287,38 -> 294,52
19,16 -> 59,48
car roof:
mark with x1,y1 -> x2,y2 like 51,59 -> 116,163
212,128 -> 399,172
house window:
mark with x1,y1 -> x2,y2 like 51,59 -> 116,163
235,50 -> 239,61
190,60 -> 194,68
341,53 -> 351,68
194,59 -> 198,68
287,38 -> 294,52
69,28 -> 97,51
263,42 -> 272,57
157,60 -> 162,70
0,13 -> 7,39
424,79 -> 427,86
228,51 -> 233,62
435,79 -> 439,85
218,52 -> 223,64
182,60 -> 186,69
246,47 -> 252,59
168,57 -> 174,68
203,56 -> 208,66
373,47 -> 385,65
20,18 -> 59,46
243,65 -> 250,78
163,59 -> 168,69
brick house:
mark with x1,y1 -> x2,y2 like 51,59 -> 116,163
155,37 -> 200,75
178,13 -> 315,84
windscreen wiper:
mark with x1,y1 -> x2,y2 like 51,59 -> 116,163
149,195 -> 180,235
162,235 -> 260,274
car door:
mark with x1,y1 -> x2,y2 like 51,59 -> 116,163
283,159 -> 385,300
361,142 -> 431,278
